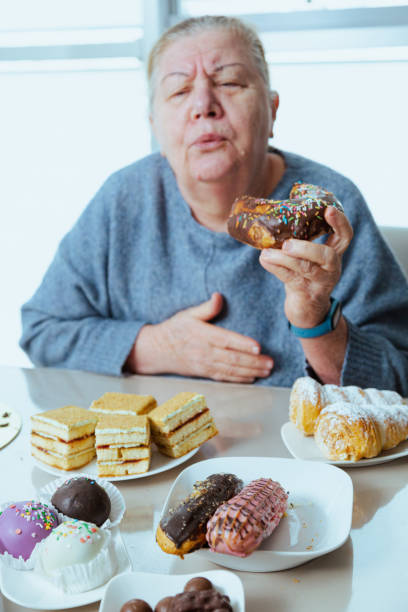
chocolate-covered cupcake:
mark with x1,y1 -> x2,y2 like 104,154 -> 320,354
51,477 -> 111,526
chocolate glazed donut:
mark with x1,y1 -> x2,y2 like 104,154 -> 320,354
227,182 -> 344,249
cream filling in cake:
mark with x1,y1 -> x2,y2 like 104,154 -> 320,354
32,415 -> 94,429
152,410 -> 211,446
161,394 -> 204,422
97,458 -> 148,465
31,445 -> 96,460
95,425 -> 147,434
91,409 -> 145,416
100,442 -> 146,448
31,432 -> 95,455
149,393 -> 207,433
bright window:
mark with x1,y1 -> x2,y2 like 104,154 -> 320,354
0,0 -> 149,367
181,0 -> 408,14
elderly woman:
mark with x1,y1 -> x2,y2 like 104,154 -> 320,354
20,16 -> 408,393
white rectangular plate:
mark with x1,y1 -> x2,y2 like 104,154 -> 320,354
281,421 -> 408,466
99,569 -> 244,612
158,456 -> 353,572
0,528 -> 131,610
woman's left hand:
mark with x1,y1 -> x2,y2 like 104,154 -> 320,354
259,207 -> 353,327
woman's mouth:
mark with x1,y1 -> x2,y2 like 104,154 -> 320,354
192,134 -> 227,151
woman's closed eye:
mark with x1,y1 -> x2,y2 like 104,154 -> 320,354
220,81 -> 244,88
172,88 -> 189,97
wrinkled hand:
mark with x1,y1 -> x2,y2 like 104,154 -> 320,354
128,292 -> 273,383
259,207 -> 353,327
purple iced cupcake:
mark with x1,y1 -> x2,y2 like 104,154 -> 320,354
0,500 -> 59,568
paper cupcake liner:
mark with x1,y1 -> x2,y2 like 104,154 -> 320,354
0,500 -> 58,571
35,527 -> 116,593
38,473 -> 126,529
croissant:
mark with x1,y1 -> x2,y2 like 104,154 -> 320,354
289,376 -> 406,436
314,401 -> 408,461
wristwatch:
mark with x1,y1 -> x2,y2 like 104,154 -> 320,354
288,298 -> 342,338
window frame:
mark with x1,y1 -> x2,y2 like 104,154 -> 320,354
1,2 -> 407,69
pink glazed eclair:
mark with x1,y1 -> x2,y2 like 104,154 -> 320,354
206,478 -> 288,557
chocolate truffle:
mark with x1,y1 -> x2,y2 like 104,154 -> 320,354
120,599 -> 153,612
154,596 -> 174,612
51,477 -> 111,526
184,577 -> 213,592
0,501 -> 59,560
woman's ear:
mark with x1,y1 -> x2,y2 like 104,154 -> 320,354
149,113 -> 156,138
271,90 -> 279,119
269,90 -> 279,138
149,114 -> 165,156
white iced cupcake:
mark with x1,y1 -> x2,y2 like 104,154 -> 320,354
36,519 -> 116,593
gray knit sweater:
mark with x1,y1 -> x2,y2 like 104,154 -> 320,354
20,150 -> 408,394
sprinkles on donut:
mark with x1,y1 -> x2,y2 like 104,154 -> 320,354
227,181 -> 344,249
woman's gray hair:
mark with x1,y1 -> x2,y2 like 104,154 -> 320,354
147,15 -> 270,110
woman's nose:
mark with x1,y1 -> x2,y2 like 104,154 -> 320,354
190,83 -> 222,120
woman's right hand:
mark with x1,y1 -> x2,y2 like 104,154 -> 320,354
125,292 -> 273,383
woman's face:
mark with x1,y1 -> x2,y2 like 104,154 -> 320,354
150,29 -> 274,188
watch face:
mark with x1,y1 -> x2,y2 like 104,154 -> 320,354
332,302 -> 342,329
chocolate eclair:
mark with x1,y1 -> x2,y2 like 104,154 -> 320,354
156,473 -> 243,557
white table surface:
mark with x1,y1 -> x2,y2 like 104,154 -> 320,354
0,365 -> 407,612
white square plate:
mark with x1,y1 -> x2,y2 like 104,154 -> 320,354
0,528 -> 131,610
281,421 -> 408,467
99,569 -> 244,611
158,456 -> 353,572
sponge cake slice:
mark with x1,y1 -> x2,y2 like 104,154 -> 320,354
30,405 -> 97,470
148,392 -> 218,458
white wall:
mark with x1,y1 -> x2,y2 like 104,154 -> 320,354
0,68 -> 150,367
270,59 -> 408,226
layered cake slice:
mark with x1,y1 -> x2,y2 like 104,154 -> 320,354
31,406 -> 97,470
90,392 -> 157,416
148,392 -> 218,458
95,414 -> 151,477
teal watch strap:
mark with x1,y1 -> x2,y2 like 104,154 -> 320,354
288,298 -> 341,338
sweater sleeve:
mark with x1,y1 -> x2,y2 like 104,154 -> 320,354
335,183 -> 408,395
19,174 -> 144,376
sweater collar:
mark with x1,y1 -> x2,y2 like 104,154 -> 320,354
159,148 -> 304,247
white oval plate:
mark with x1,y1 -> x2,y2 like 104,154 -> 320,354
0,528 -> 131,610
99,569 -> 244,612
32,446 -> 199,481
158,456 -> 353,572
281,421 -> 408,467
0,404 -> 21,450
